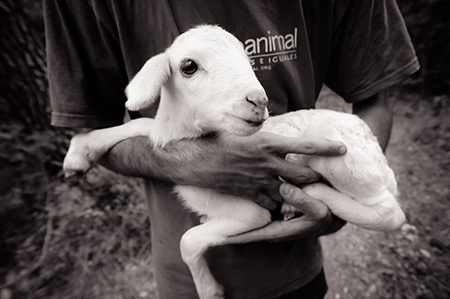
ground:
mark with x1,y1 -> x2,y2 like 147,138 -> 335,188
318,90 -> 450,299
0,90 -> 449,298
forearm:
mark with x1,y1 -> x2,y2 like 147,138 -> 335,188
94,130 -> 346,209
98,133 -> 285,210
352,90 -> 393,151
99,136 -> 205,184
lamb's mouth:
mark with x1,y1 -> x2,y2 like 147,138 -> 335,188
226,113 -> 265,127
244,119 -> 264,127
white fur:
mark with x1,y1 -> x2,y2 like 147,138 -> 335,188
125,25 -> 269,149
63,25 -> 405,299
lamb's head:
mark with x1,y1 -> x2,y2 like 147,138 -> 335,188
125,25 -> 269,144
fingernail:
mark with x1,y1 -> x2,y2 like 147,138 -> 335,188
281,183 -> 293,196
338,146 -> 347,155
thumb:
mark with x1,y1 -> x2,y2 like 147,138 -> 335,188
280,183 -> 329,219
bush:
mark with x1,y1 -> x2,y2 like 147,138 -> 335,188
397,0 -> 450,95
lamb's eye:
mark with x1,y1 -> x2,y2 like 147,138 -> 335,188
180,60 -> 198,76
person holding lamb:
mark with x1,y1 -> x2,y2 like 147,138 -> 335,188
44,1 -> 419,298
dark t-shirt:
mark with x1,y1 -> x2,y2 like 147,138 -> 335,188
44,1 -> 419,298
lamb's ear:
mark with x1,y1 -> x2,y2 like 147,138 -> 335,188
125,53 -> 171,111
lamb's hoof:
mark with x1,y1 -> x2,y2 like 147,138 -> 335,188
63,135 -> 95,177
63,154 -> 92,178
198,284 -> 225,299
212,293 -> 225,299
281,203 -> 303,220
283,210 -> 304,221
198,291 -> 224,299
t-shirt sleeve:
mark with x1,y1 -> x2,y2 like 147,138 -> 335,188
44,0 -> 129,128
325,0 -> 420,103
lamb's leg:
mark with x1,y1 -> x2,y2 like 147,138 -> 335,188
180,218 -> 268,299
63,118 -> 154,177
302,183 -> 405,231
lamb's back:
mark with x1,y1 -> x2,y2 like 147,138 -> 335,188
262,109 -> 397,205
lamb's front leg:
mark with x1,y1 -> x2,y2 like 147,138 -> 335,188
180,217 -> 270,299
63,118 -> 154,177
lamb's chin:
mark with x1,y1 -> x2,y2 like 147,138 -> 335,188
224,124 -> 262,137
218,116 -> 263,136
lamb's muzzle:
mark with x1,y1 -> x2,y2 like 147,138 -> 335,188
245,90 -> 269,124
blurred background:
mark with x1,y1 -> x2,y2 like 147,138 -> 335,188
0,0 -> 448,298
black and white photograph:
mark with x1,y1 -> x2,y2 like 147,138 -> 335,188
1,1 -> 449,298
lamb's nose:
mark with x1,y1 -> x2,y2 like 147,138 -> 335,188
246,92 -> 268,109
246,91 -> 269,121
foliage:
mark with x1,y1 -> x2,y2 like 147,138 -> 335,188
0,1 -> 157,297
397,0 -> 450,96
0,122 -> 155,298
0,0 -> 49,131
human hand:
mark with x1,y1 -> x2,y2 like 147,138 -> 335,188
170,131 -> 346,210
226,182 -> 346,243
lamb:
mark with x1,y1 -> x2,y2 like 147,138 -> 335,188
63,25 -> 406,299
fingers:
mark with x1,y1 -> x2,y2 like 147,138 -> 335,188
324,214 -> 347,234
279,183 -> 347,235
227,213 -> 334,244
277,160 -> 322,185
227,220 -> 299,244
228,183 -> 330,244
279,183 -> 329,219
228,183 -> 347,245
253,192 -> 278,210
266,134 -> 346,156
263,181 -> 284,203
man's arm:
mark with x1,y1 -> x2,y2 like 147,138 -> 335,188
352,89 -> 393,151
100,131 -> 346,210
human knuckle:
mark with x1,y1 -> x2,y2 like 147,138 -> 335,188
261,177 -> 278,190
255,194 -> 273,208
316,207 -> 332,221
327,145 -> 336,155
251,168 -> 269,180
302,142 -> 316,154
296,172 -> 312,182
293,192 -> 309,206
240,185 -> 257,196
257,139 -> 276,154
257,157 -> 278,174
296,169 -> 316,182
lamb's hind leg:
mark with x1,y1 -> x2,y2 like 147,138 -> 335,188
63,118 -> 154,177
180,217 -> 269,299
302,183 -> 405,231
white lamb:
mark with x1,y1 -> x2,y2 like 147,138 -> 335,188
63,25 -> 406,299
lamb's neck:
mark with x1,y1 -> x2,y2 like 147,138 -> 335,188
150,98 -> 205,148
